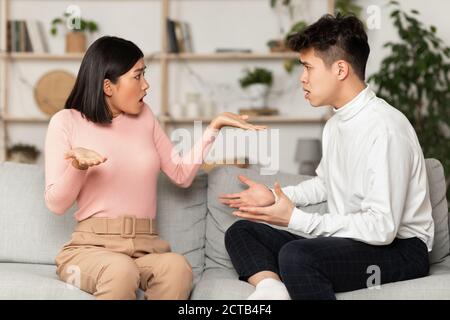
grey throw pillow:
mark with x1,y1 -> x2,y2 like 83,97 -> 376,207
156,171 -> 209,283
425,159 -> 449,264
205,165 -> 327,270
0,162 -> 76,265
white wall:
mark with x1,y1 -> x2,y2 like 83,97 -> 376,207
2,0 -> 450,174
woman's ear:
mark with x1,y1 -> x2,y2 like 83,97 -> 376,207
336,60 -> 349,81
103,79 -> 113,97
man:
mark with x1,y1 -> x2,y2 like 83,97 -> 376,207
220,14 -> 434,300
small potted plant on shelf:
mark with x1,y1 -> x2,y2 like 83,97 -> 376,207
6,144 -> 40,164
267,0 -> 294,52
282,20 -> 307,72
239,67 -> 273,109
267,39 -> 287,53
270,0 -> 363,17
50,12 -> 99,53
268,0 -> 362,72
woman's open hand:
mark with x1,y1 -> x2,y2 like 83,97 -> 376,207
64,147 -> 107,170
209,112 -> 266,131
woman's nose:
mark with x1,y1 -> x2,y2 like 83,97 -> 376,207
143,79 -> 149,90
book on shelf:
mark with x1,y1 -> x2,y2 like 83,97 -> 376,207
6,20 -> 49,53
26,20 -> 49,53
181,22 -> 193,53
166,18 -> 193,53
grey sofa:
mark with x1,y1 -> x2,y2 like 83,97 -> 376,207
0,159 -> 449,300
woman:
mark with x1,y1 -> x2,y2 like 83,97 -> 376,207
44,36 -> 265,300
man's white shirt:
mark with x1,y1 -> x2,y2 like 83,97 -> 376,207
282,85 -> 434,250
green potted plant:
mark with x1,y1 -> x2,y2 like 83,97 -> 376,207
6,144 -> 40,164
51,12 -> 99,53
369,1 -> 450,200
239,67 -> 273,108
267,20 -> 306,54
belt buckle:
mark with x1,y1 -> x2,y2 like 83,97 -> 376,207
121,216 -> 136,238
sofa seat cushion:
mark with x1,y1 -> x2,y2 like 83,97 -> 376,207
193,256 -> 450,300
0,263 -> 93,300
0,263 -> 151,300
336,255 -> 450,299
191,267 -> 254,300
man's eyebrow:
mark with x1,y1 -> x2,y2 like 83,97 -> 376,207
299,60 -> 311,66
134,66 -> 147,73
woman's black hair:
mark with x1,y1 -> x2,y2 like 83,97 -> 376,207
288,13 -> 370,81
65,36 -> 144,124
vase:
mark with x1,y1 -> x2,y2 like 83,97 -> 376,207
66,32 -> 86,53
185,92 -> 203,118
246,84 -> 269,108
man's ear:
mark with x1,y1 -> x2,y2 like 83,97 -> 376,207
103,79 -> 113,97
335,60 -> 349,81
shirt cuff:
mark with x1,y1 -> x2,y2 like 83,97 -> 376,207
288,207 -> 313,234
269,188 -> 278,203
270,186 -> 291,204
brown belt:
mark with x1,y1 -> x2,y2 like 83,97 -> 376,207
75,216 -> 158,238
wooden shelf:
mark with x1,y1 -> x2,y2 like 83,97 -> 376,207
0,52 -> 299,61
2,113 -> 328,125
2,114 -> 328,125
0,52 -> 85,60
159,115 -> 327,124
3,116 -> 50,123
162,52 -> 299,61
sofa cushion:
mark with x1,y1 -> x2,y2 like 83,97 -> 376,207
426,159 -> 450,264
0,162 -> 77,265
205,165 -> 328,270
191,255 -> 450,300
0,263 -> 93,299
0,161 -> 209,285
156,171 -> 209,283
191,267 -> 254,300
336,255 -> 450,299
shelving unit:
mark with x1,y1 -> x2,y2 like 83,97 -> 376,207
158,0 -> 335,128
0,51 -> 301,61
0,0 -> 335,161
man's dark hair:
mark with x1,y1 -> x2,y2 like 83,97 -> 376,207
65,36 -> 144,124
288,13 -> 370,81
